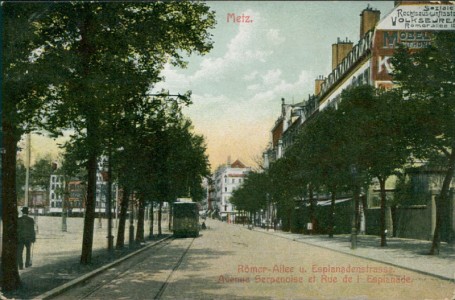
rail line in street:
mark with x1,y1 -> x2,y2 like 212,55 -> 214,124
153,237 -> 195,300
43,236 -> 196,300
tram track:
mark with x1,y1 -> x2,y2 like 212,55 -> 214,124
153,237 -> 195,299
44,236 -> 196,300
77,237 -> 177,300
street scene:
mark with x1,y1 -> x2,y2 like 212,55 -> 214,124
2,1 -> 455,299
25,219 -> 455,299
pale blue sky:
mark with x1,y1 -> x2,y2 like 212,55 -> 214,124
153,1 -> 395,170
28,1 -> 395,169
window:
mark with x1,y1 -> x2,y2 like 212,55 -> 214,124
51,193 -> 55,200
232,179 -> 235,184
51,202 -> 55,208
363,68 -> 370,85
225,187 -> 227,192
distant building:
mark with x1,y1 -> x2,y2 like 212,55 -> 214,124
48,170 -> 108,216
212,159 -> 251,223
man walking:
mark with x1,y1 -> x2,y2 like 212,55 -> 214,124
17,207 -> 36,269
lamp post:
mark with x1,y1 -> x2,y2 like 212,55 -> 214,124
350,165 -> 358,250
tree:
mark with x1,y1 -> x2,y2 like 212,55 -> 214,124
15,159 -> 26,204
267,156 -> 301,232
2,3 -> 50,290
391,31 -> 455,254
292,107 -> 352,237
33,2 -> 215,263
30,155 -> 54,195
338,85 -> 410,246
230,171 -> 268,219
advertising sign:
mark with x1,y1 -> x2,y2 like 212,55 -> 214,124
377,4 -> 455,30
371,30 -> 433,83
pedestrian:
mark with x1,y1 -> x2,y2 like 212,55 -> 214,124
17,207 -> 36,270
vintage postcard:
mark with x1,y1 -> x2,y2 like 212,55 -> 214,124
1,1 -> 454,299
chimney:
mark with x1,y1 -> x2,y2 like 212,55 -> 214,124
359,5 -> 380,39
227,156 -> 231,167
332,37 -> 353,70
314,75 -> 324,95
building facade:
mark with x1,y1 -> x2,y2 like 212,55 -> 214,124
212,159 -> 251,223
48,171 -> 108,216
264,1 -> 455,239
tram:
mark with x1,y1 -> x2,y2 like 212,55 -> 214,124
172,201 -> 200,238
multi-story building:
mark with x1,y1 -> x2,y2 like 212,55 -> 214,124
265,1 -> 455,239
212,159 -> 251,223
48,170 -> 108,216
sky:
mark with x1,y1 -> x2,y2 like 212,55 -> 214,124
152,1 -> 395,170
25,1 -> 395,171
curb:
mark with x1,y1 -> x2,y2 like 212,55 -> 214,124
247,227 -> 454,282
33,236 -> 173,300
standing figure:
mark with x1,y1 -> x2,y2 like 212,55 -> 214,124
17,207 -> 36,269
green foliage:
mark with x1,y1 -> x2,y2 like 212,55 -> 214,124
230,171 -> 268,214
15,159 -> 26,200
391,31 -> 455,253
391,31 -> 455,157
2,3 -> 50,138
30,156 -> 54,191
338,85 -> 410,182
393,173 -> 429,207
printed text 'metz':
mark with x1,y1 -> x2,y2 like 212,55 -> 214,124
227,13 -> 253,23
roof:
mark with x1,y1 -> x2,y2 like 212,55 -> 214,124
231,160 -> 247,168
227,173 -> 246,178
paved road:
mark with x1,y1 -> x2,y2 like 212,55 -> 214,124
53,219 -> 454,300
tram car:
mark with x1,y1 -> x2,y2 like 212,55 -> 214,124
172,201 -> 200,238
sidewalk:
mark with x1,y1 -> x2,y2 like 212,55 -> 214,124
0,216 -> 171,300
247,224 -> 455,281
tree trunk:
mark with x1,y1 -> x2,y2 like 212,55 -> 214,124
168,203 -> 172,231
354,184 -> 360,232
1,120 -> 21,291
379,176 -> 387,247
329,190 -> 336,238
361,194 -> 368,233
430,145 -> 455,255
149,201 -> 154,239
106,153 -> 113,251
116,187 -> 129,249
79,10 -> 98,265
135,195 -> 145,243
80,149 -> 97,264
309,184 -> 315,229
158,201 -> 162,236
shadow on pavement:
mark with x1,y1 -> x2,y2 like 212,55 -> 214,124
3,235 -> 171,300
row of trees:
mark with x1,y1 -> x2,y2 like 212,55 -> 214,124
231,31 -> 455,255
2,2 -> 216,291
